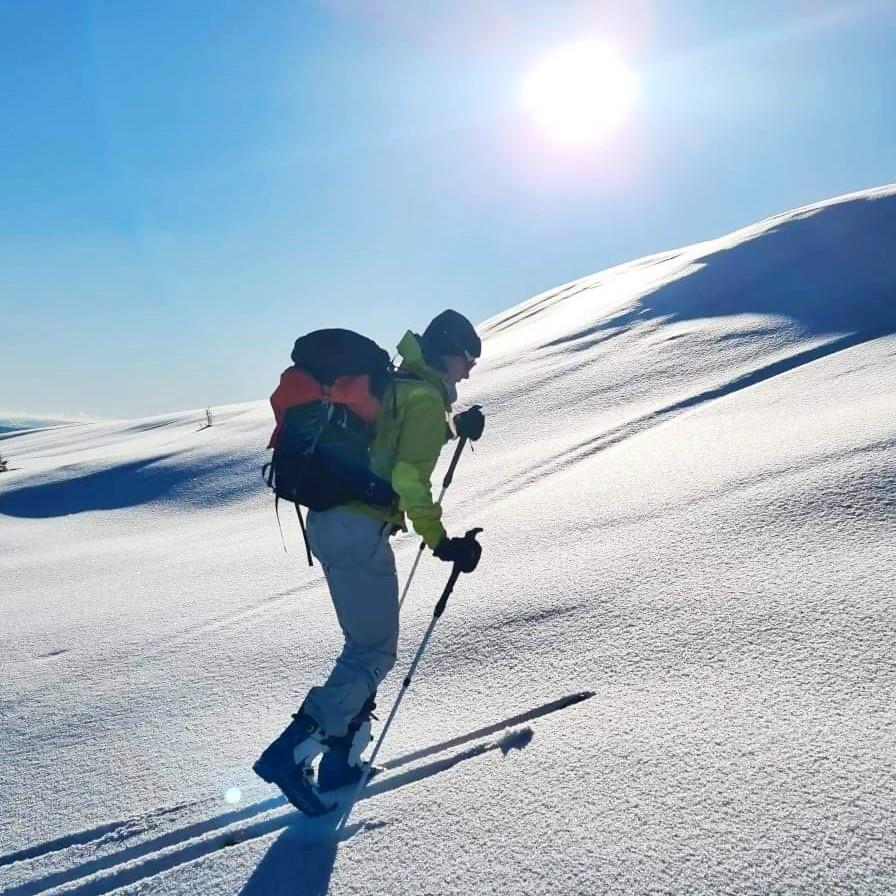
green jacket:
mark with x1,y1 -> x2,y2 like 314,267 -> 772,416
349,331 -> 452,549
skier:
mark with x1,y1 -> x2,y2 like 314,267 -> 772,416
254,309 -> 485,813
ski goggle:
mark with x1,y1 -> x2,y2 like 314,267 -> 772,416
439,332 -> 479,368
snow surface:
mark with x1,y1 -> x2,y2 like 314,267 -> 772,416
0,415 -> 100,437
2,185 -> 895,895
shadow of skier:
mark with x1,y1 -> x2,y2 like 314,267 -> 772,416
0,693 -> 591,896
236,730 -> 537,896
239,829 -> 337,896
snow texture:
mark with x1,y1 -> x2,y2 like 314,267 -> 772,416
0,416 -> 97,437
2,185 -> 895,895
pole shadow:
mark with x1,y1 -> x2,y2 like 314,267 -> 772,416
3,692 -> 592,896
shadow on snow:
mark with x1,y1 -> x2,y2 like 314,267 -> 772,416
0,453 -> 261,518
2,692 -> 592,896
547,191 -> 896,351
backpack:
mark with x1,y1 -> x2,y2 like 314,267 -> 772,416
263,329 -> 397,564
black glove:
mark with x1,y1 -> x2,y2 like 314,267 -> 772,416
433,532 -> 483,573
453,405 -> 485,442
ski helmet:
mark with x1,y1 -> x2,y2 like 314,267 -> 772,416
422,309 -> 481,362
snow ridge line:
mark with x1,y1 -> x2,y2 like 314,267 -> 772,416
490,331 -> 876,504
2,692 -> 594,896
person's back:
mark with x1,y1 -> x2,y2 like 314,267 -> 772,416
253,310 -> 486,816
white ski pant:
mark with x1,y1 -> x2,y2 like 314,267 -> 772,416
302,507 -> 399,739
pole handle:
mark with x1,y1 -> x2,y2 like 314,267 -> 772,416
433,527 -> 483,618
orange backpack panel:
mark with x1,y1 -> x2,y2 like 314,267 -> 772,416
268,367 -> 383,448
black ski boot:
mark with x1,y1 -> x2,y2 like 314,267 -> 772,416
317,695 -> 378,792
253,710 -> 335,816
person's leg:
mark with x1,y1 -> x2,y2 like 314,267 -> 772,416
303,507 -> 399,739
253,508 -> 397,810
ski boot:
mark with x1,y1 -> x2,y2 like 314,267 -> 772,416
317,695 -> 378,792
253,710 -> 335,816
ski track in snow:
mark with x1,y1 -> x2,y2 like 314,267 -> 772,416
0,695 -> 589,896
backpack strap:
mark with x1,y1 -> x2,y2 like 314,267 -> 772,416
272,494 -> 314,567
294,504 -> 313,567
393,369 -> 424,382
273,494 -> 288,553
389,367 -> 425,419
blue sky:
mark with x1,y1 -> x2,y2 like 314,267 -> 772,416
2,0 -> 894,419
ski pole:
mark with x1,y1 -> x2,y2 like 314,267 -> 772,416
335,528 -> 483,835
398,412 -> 477,612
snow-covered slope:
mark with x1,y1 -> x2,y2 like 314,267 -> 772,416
0,417 -> 89,437
2,185 -> 895,896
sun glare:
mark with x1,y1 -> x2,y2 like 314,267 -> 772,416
521,41 -> 639,146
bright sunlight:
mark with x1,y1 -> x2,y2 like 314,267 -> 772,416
521,40 -> 639,146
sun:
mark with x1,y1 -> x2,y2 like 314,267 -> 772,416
521,40 -> 639,146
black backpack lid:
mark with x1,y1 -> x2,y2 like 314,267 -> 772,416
291,329 -> 391,396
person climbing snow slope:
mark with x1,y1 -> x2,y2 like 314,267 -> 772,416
254,309 -> 486,814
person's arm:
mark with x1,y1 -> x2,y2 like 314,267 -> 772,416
391,386 -> 448,549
